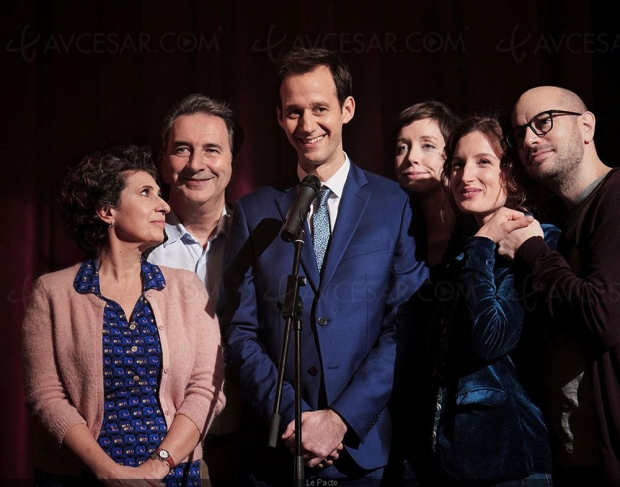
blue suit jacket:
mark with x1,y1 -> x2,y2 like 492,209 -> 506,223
218,163 -> 427,470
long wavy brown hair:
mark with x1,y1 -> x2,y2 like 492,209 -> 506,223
443,115 -> 529,213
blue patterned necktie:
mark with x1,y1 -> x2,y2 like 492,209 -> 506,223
312,186 -> 332,272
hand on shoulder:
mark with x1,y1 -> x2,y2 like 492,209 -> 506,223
475,207 -> 533,243
497,219 -> 544,261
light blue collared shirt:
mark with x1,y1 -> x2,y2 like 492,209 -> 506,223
147,206 -> 231,301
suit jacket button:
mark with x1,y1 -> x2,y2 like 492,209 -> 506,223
308,366 -> 318,376
318,317 -> 328,326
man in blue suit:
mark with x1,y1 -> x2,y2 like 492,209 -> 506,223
218,47 -> 427,485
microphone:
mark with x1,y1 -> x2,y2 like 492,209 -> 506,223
281,174 -> 321,242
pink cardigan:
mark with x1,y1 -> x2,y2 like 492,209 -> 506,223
22,263 -> 226,475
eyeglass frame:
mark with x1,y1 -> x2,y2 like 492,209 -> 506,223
505,109 -> 583,149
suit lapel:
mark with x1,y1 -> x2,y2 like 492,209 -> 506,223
275,187 -> 320,292
320,164 -> 370,289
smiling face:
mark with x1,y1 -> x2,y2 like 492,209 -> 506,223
277,65 -> 355,179
394,118 -> 446,194
108,170 -> 170,251
512,87 -> 585,186
162,113 -> 233,212
449,131 -> 507,226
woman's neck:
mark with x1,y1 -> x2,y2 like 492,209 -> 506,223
95,245 -> 145,317
96,245 -> 143,283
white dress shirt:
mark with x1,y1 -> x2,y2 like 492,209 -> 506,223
297,153 -> 351,234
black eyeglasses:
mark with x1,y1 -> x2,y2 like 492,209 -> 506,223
505,110 -> 582,149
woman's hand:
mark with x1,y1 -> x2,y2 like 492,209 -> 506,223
476,207 -> 533,243
62,424 -> 168,487
135,458 -> 171,481
97,462 -> 167,487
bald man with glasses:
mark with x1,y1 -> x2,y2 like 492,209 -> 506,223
498,86 -> 620,486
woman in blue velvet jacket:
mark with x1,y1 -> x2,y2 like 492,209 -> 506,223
425,115 -> 559,485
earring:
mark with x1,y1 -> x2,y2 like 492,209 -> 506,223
109,220 -> 115,228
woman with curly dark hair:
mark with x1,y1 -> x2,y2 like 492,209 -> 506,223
420,115 -> 559,485
22,145 -> 225,486
393,114 -> 561,486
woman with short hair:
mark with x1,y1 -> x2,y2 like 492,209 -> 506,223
22,145 -> 225,486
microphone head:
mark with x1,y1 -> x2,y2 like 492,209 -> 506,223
280,174 -> 321,242
300,174 -> 321,195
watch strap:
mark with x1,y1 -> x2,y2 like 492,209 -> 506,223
151,448 -> 175,470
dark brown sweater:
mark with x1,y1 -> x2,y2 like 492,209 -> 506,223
517,168 -> 620,484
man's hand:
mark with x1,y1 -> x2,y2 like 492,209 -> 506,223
475,207 -> 533,243
498,219 -> 544,260
282,409 -> 347,468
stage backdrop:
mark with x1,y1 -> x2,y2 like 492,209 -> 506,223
3,0 -> 620,480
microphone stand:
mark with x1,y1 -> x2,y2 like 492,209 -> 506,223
268,227 -> 305,485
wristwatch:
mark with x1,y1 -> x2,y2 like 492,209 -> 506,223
150,448 -> 175,470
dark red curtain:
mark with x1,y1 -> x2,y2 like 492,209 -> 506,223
3,0 -> 619,480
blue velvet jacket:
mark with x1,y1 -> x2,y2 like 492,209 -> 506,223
429,223 -> 560,482
390,222 -> 561,483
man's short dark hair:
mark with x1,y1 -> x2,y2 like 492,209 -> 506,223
276,47 -> 353,112
161,93 -> 244,159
